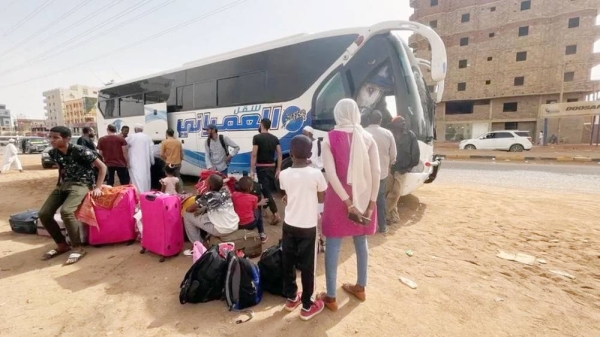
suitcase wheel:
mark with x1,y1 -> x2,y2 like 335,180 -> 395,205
159,256 -> 166,263
140,248 -> 146,254
126,240 -> 135,246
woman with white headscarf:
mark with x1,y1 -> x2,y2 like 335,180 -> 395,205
318,98 -> 381,311
1,139 -> 23,173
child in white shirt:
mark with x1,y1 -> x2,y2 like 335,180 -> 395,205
279,135 -> 328,321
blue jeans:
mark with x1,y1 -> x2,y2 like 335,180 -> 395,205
325,235 -> 369,298
220,168 -> 228,175
377,178 -> 387,232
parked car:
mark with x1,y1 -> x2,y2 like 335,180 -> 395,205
459,130 -> 533,152
40,136 -> 81,169
20,137 -> 49,154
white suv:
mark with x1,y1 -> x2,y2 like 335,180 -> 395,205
459,130 -> 533,152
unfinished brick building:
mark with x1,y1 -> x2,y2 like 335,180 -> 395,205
410,0 -> 600,143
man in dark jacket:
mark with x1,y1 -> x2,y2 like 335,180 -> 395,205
385,116 -> 420,226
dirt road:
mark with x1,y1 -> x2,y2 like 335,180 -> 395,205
0,154 -> 599,337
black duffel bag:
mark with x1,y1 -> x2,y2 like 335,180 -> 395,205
258,241 -> 285,297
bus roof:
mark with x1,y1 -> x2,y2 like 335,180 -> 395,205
100,26 -> 365,91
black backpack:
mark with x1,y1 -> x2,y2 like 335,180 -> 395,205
207,134 -> 229,156
258,241 -> 284,296
224,251 -> 262,311
179,245 -> 228,304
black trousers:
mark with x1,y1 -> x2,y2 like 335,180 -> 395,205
256,166 -> 277,214
282,223 -> 317,309
106,167 -> 130,186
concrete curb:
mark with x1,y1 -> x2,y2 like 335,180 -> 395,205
438,154 -> 600,163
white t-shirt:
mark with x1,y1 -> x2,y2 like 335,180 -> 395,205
279,166 -> 328,229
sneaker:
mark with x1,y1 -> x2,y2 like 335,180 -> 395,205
259,233 -> 268,244
284,292 -> 302,312
300,300 -> 325,321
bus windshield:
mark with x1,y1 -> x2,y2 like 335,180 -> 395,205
389,32 -> 434,143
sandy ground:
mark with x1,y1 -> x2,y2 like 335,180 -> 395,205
0,154 -> 599,337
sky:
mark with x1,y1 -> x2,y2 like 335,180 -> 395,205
0,0 -> 412,119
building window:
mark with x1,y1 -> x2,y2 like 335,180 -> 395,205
487,56 -> 493,61
567,98 -> 579,102
429,20 -> 438,28
491,6 -> 496,12
485,80 -> 491,85
458,59 -> 468,69
516,51 -> 527,61
430,0 -> 438,6
503,102 -> 518,112
505,122 -> 518,130
546,100 -> 557,104
568,17 -> 580,28
566,45 -> 577,55
489,32 -> 495,38
564,71 -> 575,82
514,77 -> 525,86
460,37 -> 469,46
521,0 -> 531,11
462,13 -> 470,23
457,82 -> 467,91
518,26 -> 529,36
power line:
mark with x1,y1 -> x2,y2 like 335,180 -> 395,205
0,0 -> 156,77
35,0 -> 123,48
0,0 -> 250,89
36,0 -> 175,64
0,0 -> 58,38
0,0 -> 96,62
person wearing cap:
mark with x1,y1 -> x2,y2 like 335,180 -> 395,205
160,128 -> 184,190
1,138 -> 23,173
127,124 -> 155,193
302,126 -> 323,171
204,124 -> 239,175
365,110 -> 396,233
386,116 -> 420,226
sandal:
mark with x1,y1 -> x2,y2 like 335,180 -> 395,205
259,234 -> 268,244
317,292 -> 338,312
42,248 -> 70,261
65,251 -> 87,265
342,283 -> 366,302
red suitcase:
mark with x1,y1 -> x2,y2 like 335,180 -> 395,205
139,192 -> 183,262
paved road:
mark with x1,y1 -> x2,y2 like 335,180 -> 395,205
435,161 -> 600,194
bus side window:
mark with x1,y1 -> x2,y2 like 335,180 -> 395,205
313,72 -> 347,131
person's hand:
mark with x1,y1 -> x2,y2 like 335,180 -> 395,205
258,198 -> 268,206
363,207 -> 374,221
226,155 -> 232,164
208,167 -> 216,172
275,169 -> 281,179
91,187 -> 102,198
282,195 -> 287,205
348,205 -> 363,220
194,209 -> 202,217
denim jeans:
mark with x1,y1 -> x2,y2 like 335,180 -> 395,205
325,235 -> 369,298
376,178 -> 387,232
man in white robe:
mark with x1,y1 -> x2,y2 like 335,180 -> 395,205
1,139 -> 23,173
127,125 -> 154,193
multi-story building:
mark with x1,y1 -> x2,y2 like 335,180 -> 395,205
410,0 -> 600,143
0,104 -> 11,132
43,85 -> 99,130
64,97 -> 98,134
16,118 -> 47,137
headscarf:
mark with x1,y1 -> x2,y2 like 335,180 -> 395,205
333,98 -> 372,213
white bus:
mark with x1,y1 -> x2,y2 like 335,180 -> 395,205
96,21 -> 447,195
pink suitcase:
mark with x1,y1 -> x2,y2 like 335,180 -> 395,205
88,187 -> 137,246
139,192 -> 184,262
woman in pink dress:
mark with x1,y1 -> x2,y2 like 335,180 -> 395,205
318,98 -> 381,311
